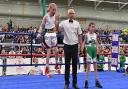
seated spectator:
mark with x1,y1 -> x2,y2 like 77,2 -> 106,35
121,31 -> 128,43
28,57 -> 43,75
15,56 -> 24,75
0,34 -> 5,42
1,49 -> 7,59
21,47 -> 28,58
9,48 -> 16,58
34,47 -> 44,54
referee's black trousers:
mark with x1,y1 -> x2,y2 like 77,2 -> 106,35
64,44 -> 78,85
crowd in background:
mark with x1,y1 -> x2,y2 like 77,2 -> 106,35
0,21 -> 128,57
0,21 -> 128,76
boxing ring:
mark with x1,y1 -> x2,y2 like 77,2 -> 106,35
0,32 -> 128,89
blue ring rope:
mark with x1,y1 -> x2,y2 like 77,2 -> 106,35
0,32 -> 112,38
0,32 -> 32,35
0,62 -> 127,67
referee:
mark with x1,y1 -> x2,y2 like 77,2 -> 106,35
59,8 -> 83,89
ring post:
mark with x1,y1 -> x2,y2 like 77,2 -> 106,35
30,33 -> 33,65
111,32 -> 119,70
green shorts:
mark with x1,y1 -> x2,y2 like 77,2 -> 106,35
87,46 -> 97,60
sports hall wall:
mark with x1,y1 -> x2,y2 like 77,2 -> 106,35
0,3 -> 128,28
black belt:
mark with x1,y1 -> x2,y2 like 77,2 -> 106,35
45,29 -> 54,32
64,43 -> 78,46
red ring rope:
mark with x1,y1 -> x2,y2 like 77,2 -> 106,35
0,53 -> 126,57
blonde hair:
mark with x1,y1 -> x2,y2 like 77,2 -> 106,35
47,3 -> 57,12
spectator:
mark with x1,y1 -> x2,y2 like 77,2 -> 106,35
21,47 -> 28,58
15,56 -> 24,75
28,57 -> 43,75
9,48 -> 16,58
